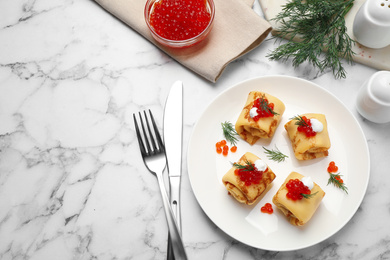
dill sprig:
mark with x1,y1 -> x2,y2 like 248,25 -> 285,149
221,121 -> 239,146
259,95 -> 279,116
267,0 -> 355,79
327,173 -> 348,194
290,115 -> 309,127
302,191 -> 319,199
233,160 -> 255,171
263,146 -> 288,163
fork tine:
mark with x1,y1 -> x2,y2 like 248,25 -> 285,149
133,113 -> 147,156
138,111 -> 153,155
148,109 -> 165,153
144,110 -> 158,154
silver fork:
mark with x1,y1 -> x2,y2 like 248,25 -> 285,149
133,110 -> 188,260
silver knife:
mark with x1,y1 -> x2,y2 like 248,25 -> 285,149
163,80 -> 183,260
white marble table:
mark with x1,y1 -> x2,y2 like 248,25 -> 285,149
1,0 -> 389,259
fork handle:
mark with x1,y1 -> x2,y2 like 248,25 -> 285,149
156,171 -> 188,260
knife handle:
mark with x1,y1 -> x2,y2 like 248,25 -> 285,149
170,179 -> 181,230
156,171 -> 187,260
167,177 -> 181,260
167,198 -> 181,260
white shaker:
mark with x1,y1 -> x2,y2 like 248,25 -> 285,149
356,71 -> 390,124
353,0 -> 390,49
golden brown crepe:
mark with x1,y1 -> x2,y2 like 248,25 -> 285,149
235,91 -> 285,145
272,172 -> 325,226
222,152 -> 276,205
284,113 -> 331,160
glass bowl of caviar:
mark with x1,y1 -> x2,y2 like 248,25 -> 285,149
144,0 -> 215,48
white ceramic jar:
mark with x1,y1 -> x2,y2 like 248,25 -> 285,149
356,71 -> 390,124
353,0 -> 390,49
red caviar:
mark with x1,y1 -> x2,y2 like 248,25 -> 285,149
261,203 -> 273,214
222,145 -> 229,156
335,175 -> 344,184
328,161 -> 344,183
327,161 -> 338,173
215,139 -> 236,155
286,179 -> 311,201
234,164 -> 267,186
297,116 -> 316,137
252,97 -> 276,121
149,0 -> 211,41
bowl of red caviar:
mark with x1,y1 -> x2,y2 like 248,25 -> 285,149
144,0 -> 215,48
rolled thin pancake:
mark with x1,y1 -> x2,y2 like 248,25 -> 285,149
284,113 -> 331,160
235,91 -> 285,145
272,172 -> 325,226
222,152 -> 276,205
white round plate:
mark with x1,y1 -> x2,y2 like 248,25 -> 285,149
187,76 -> 370,251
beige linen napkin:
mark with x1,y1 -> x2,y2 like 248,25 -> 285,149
94,0 -> 272,82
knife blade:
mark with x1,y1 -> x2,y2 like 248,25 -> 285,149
163,80 -> 183,260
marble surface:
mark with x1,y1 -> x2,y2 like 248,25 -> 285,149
0,0 -> 389,259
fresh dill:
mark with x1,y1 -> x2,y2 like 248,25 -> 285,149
221,121 -> 239,146
301,191 -> 319,199
233,160 -> 255,171
327,173 -> 348,194
290,115 -> 309,127
263,146 -> 288,163
259,95 -> 279,116
267,0 -> 355,79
